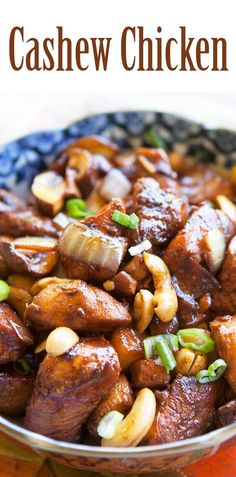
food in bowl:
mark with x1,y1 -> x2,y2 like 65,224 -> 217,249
0,133 -> 236,448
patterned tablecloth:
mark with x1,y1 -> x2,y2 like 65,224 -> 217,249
0,433 -> 235,477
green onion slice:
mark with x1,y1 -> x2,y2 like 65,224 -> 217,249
144,334 -> 179,359
144,126 -> 167,149
177,329 -> 215,353
112,210 -> 139,229
66,198 -> 94,219
196,359 -> 227,384
13,357 -> 31,376
0,280 -> 10,302
155,338 -> 176,373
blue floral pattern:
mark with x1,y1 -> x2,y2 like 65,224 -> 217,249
0,111 -> 235,194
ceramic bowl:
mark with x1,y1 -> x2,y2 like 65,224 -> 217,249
0,111 -> 236,475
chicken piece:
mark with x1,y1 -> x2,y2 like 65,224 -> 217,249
212,236 -> 236,314
210,316 -> 236,393
110,328 -> 145,370
0,189 -> 26,213
128,178 -> 188,246
164,203 -> 235,324
130,359 -> 170,389
25,279 -> 132,332
59,199 -> 128,282
0,208 -> 60,238
150,315 -> 179,336
25,337 -> 120,441
0,370 -> 35,416
181,164 -> 233,205
144,375 -> 222,444
215,399 -> 236,427
110,271 -> 137,296
0,303 -> 33,364
87,375 -> 134,438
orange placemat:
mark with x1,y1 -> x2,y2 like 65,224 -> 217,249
0,433 -> 235,477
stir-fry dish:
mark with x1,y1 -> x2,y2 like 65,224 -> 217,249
1,134 -> 236,447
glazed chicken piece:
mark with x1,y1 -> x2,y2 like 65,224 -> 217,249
212,236 -> 236,314
215,399 -> 236,427
0,208 -> 60,238
25,337 -> 120,441
0,303 -> 33,364
130,359 -> 171,389
144,375 -> 222,444
128,177 -> 188,246
25,279 -> 132,332
164,203 -> 235,325
59,199 -> 128,282
210,316 -> 236,393
0,370 -> 35,416
87,375 -> 134,438
181,164 -> 233,205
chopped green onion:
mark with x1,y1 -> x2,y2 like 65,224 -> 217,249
155,338 -> 176,373
144,334 -> 179,359
66,198 -> 94,219
177,329 -> 215,353
144,126 -> 167,149
0,280 -> 10,302
112,210 -> 139,229
196,359 -> 227,384
13,357 -> 31,376
97,411 -> 124,439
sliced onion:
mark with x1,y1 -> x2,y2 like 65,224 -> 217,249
100,169 -> 131,201
53,212 -> 71,229
97,411 -> 124,439
45,327 -> 79,357
13,236 -> 57,252
128,240 -> 152,256
59,222 -> 127,279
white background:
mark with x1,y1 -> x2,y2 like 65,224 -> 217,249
0,0 -> 236,143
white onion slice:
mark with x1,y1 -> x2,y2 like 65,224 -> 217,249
128,240 -> 152,256
13,236 -> 57,251
59,222 -> 127,276
100,169 -> 131,201
53,212 -> 71,229
97,411 -> 124,439
45,327 -> 79,357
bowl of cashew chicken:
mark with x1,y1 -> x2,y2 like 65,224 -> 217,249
0,112 -> 236,474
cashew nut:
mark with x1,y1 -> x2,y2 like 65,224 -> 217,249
101,388 -> 156,447
143,252 -> 178,322
133,289 -> 155,332
31,277 -> 67,295
175,347 -> 207,376
216,195 -> 236,224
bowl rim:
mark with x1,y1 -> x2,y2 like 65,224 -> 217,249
1,110 -> 236,458
0,415 -> 236,458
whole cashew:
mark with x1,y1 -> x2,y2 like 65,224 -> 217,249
143,252 -> 178,322
101,388 -> 156,447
